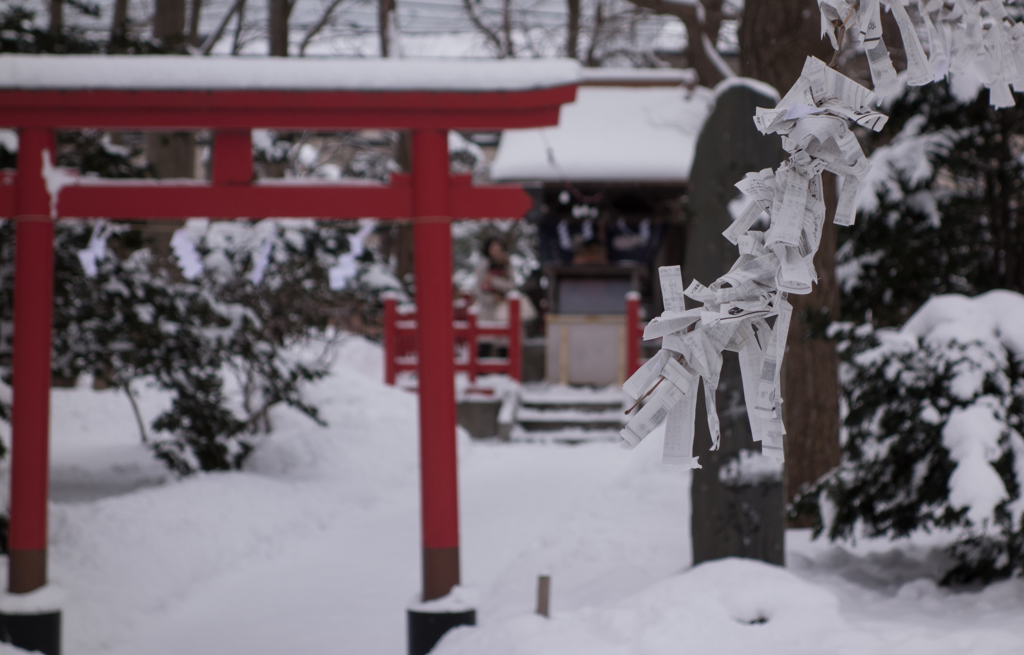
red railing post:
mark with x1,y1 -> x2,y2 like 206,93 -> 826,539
507,292 -> 522,382
467,306 -> 478,384
211,130 -> 253,186
383,292 -> 399,386
625,291 -> 641,379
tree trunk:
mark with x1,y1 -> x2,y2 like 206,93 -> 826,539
621,0 -> 724,87
387,133 -> 416,282
188,0 -> 203,46
566,0 -> 580,59
739,0 -> 841,525
681,16 -> 724,87
501,0 -> 513,57
49,0 -> 63,35
781,174 -> 841,524
147,0 -> 194,281
269,0 -> 292,56
110,0 -> 130,47
153,0 -> 188,50
378,0 -> 394,57
148,0 -> 194,180
232,0 -> 248,54
738,0 -> 832,93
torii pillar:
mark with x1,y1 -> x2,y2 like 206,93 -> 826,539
411,130 -> 461,601
2,128 -> 61,654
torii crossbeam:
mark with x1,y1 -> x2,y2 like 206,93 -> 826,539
0,54 -> 578,655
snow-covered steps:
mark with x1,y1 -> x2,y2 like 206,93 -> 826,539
500,383 -> 630,444
508,425 -> 623,444
514,407 -> 626,431
518,384 -> 627,410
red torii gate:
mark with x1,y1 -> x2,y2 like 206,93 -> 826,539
0,55 -> 577,655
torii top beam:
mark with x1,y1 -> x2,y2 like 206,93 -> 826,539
0,55 -> 578,130
0,55 -> 579,220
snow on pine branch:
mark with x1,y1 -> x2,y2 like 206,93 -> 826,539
808,292 -> 1024,581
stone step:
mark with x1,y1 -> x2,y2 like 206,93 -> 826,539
515,406 -> 627,425
517,384 -> 628,412
508,425 -> 622,444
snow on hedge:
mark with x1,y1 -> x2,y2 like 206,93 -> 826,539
810,291 -> 1024,583
897,292 -> 1024,528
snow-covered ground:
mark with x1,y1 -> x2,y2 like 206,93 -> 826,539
3,336 -> 1022,654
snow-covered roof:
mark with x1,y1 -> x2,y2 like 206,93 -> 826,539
0,55 -> 580,92
490,85 -> 715,184
579,67 -> 698,86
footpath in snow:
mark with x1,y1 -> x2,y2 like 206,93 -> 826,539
3,337 -> 1022,654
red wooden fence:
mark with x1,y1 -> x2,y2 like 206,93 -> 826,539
383,292 -> 522,385
626,291 -> 647,379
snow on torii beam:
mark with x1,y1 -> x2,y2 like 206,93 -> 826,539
0,55 -> 578,616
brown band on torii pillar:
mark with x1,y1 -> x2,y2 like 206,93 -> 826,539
8,549 -> 46,594
422,547 -> 460,601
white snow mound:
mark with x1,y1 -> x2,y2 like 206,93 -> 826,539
432,558 -> 880,655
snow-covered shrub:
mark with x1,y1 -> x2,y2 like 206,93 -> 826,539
800,292 -> 1024,584
0,4 -> 99,55
1,215 -> 384,475
837,80 -> 1024,328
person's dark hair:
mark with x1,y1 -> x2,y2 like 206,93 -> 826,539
482,237 -> 507,265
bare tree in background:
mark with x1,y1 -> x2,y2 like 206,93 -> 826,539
462,0 -> 514,57
188,0 -> 203,46
200,0 -> 246,54
110,0 -> 130,46
300,0 -> 348,55
269,0 -> 294,56
621,0 -> 727,84
153,0 -> 188,50
50,0 -> 64,34
566,0 -> 580,58
149,0 -> 195,177
379,0 -> 396,57
231,0 -> 249,53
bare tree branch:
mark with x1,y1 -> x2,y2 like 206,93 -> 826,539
462,0 -> 507,57
566,0 -> 580,58
584,0 -> 605,66
231,0 -> 247,54
188,0 -> 202,46
109,0 -> 130,47
501,0 -> 513,56
200,0 -> 246,54
621,0 -> 725,86
300,0 -> 347,56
